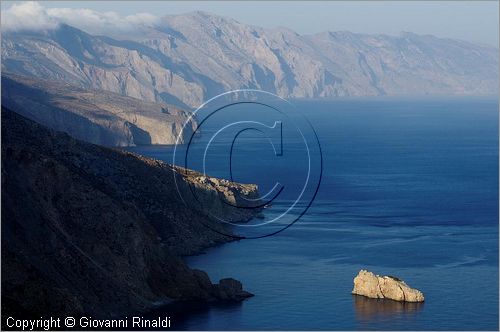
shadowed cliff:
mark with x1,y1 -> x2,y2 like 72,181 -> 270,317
1,109 -> 260,320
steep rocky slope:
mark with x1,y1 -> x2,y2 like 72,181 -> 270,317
2,12 -> 498,108
1,109 -> 259,319
1,74 -> 196,146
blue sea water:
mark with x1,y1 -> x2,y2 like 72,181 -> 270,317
128,97 -> 499,330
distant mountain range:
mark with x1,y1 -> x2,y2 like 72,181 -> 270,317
2,11 -> 498,109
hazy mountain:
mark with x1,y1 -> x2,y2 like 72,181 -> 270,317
2,74 -> 196,146
2,11 -> 498,109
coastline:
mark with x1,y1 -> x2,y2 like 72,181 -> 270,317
1,109 -> 260,321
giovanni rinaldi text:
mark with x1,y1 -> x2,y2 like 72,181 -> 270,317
5,316 -> 172,330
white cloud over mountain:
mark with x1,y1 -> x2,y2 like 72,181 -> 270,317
1,1 -> 160,34
1,2 -> 57,32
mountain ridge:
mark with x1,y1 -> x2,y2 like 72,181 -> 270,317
1,74 -> 197,146
2,11 -> 498,109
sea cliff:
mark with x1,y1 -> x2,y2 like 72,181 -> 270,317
1,109 -> 259,320
1,74 -> 197,147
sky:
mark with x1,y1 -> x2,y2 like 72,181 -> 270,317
1,1 -> 499,47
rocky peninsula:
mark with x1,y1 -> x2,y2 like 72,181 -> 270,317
1,109 -> 258,320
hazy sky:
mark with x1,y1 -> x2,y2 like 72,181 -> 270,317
2,1 -> 499,47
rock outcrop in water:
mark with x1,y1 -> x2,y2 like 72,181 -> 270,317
352,270 -> 425,302
1,109 -> 258,320
1,74 -> 196,147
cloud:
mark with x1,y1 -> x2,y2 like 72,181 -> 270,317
1,1 -> 161,34
1,2 -> 58,32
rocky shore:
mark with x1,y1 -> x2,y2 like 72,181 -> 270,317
1,109 -> 258,320
174,166 -> 263,225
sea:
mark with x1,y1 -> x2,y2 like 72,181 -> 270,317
127,97 -> 499,330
